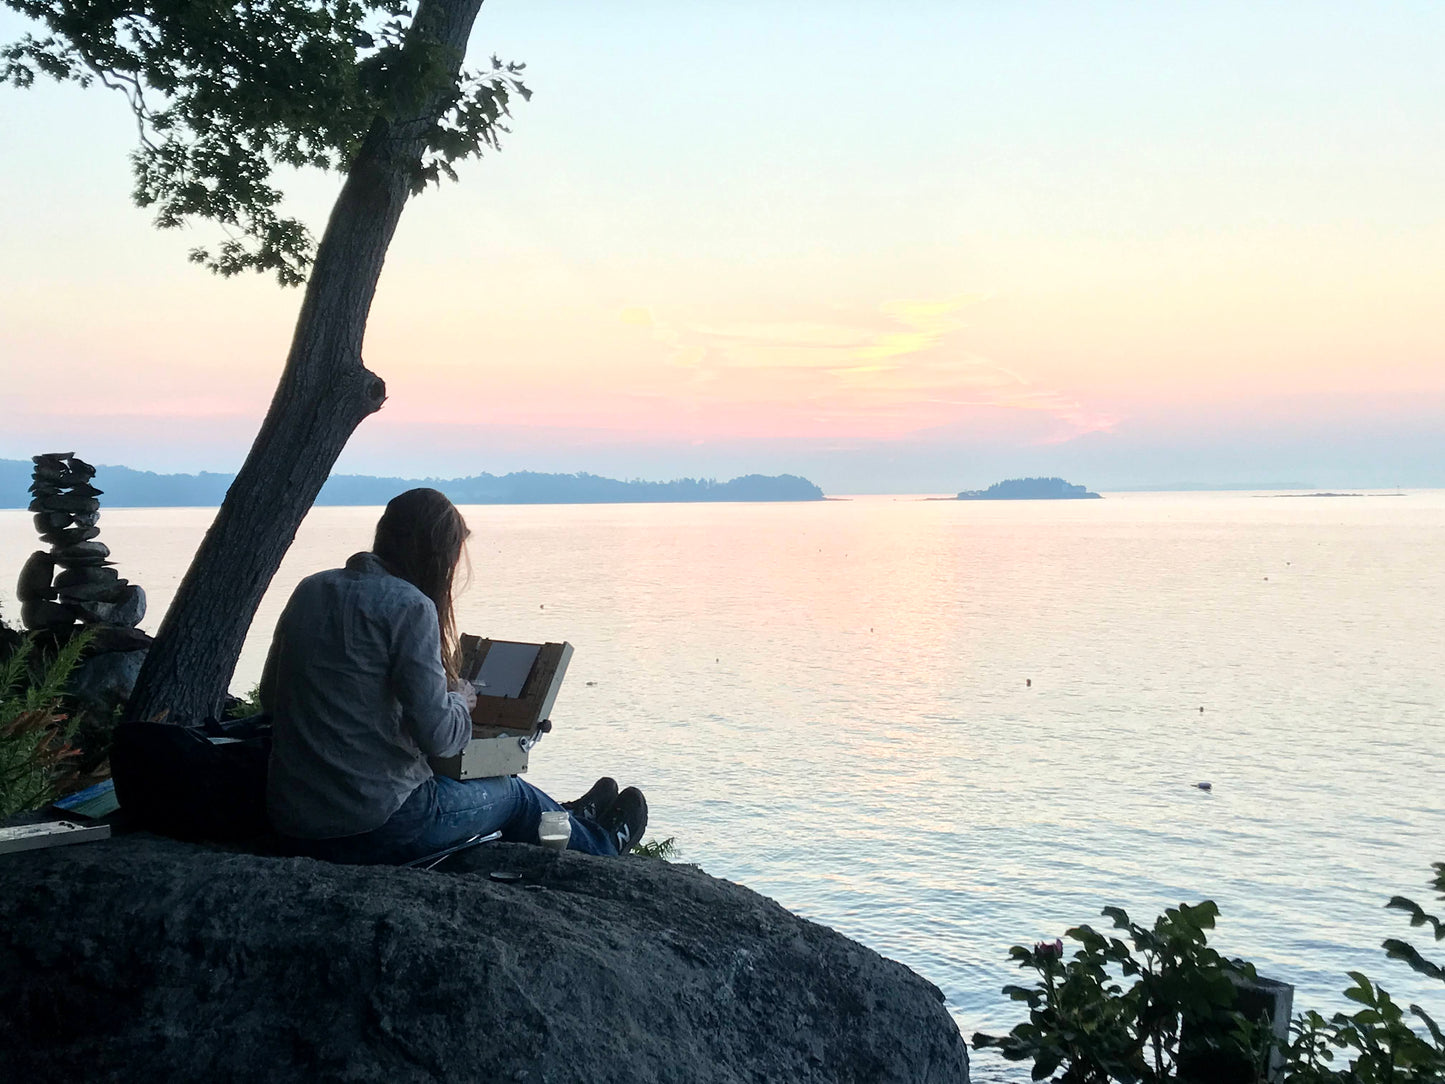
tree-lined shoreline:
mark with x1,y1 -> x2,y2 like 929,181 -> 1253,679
0,459 -> 825,508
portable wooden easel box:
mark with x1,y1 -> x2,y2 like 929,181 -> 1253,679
429,634 -> 573,781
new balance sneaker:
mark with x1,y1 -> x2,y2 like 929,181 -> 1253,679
601,786 -> 648,856
562,777 -> 618,824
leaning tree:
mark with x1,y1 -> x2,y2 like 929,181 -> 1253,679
3,0 -> 527,721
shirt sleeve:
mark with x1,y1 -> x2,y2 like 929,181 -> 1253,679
389,595 -> 472,759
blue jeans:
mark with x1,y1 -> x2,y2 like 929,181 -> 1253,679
285,775 -> 618,865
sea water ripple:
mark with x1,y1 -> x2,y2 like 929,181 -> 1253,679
2,491 -> 1442,1082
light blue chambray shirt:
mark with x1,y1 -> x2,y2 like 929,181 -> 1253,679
261,551 -> 471,839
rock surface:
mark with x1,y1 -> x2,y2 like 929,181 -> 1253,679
17,598 -> 75,632
55,565 -> 119,589
72,584 -> 146,626
86,625 -> 154,653
34,510 -> 73,532
15,550 -> 56,601
39,524 -> 102,547
52,539 -> 110,565
59,578 -> 130,604
68,647 -> 147,713
0,835 -> 969,1084
18,454 -> 147,645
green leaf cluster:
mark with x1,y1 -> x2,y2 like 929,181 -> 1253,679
974,900 -> 1265,1083
1284,866 -> 1445,1083
631,835 -> 677,861
976,868 -> 1445,1083
1384,866 -> 1445,985
1285,972 -> 1442,1083
0,630 -> 92,818
2,0 -> 528,284
226,681 -> 264,718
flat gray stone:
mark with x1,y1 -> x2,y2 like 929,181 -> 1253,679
59,578 -> 130,604
32,465 -> 94,487
30,493 -> 99,515
53,566 -> 118,589
29,480 -> 102,498
33,511 -> 73,532
38,525 -> 101,547
15,551 -> 56,602
18,598 -> 77,633
74,584 -> 145,627
51,540 -> 110,565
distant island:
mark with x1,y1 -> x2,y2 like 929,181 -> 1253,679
0,459 -> 825,508
1264,491 -> 1405,499
956,477 -> 1101,500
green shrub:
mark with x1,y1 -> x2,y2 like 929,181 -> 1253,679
1283,864 -> 1445,1083
973,901 -> 1267,1082
976,866 -> 1445,1083
227,682 -> 264,718
0,631 -> 92,818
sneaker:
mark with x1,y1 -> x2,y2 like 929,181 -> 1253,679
601,786 -> 648,856
562,777 -> 618,824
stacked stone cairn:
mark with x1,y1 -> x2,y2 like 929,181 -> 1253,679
15,453 -> 151,710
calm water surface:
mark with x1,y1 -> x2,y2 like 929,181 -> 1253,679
4,492 -> 1442,1080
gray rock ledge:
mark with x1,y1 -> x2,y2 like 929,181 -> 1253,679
0,834 -> 969,1083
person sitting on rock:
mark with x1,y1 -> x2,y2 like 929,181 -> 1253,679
259,487 -> 647,864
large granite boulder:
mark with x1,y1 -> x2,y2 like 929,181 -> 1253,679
0,836 -> 969,1083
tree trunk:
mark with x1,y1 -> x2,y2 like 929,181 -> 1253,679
126,0 -> 486,724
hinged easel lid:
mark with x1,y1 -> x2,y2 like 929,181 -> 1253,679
458,634 -> 573,738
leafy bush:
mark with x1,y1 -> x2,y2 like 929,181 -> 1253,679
976,867 -> 1445,1083
0,631 -> 91,818
1385,863 -> 1445,986
226,682 -> 264,719
632,836 -> 678,860
1282,863 -> 1444,1083
973,901 -> 1269,1082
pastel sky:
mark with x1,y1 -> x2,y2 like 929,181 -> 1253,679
1,0 -> 1442,491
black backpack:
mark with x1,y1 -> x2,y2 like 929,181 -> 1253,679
110,715 -> 272,843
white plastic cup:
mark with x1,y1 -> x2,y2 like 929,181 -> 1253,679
538,810 -> 571,850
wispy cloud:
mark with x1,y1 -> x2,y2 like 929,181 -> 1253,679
620,294 -> 1118,442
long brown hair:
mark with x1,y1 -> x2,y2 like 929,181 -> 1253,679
373,488 -> 470,682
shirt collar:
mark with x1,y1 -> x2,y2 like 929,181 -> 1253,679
344,551 -> 392,576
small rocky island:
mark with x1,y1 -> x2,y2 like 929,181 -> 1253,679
957,477 -> 1101,500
